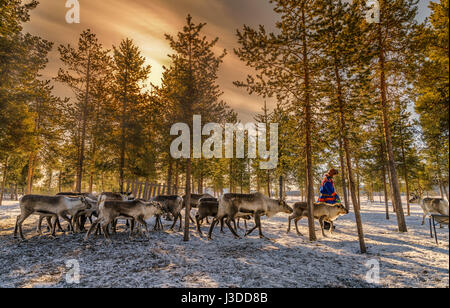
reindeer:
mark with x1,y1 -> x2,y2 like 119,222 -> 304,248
196,198 -> 219,236
409,192 -> 449,225
151,195 -> 183,231
182,193 -> 214,223
14,195 -> 90,240
54,192 -> 97,232
99,192 -> 135,233
287,202 -> 349,237
85,199 -> 162,242
208,192 -> 293,240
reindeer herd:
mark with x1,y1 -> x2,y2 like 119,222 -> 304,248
10,189 -> 449,243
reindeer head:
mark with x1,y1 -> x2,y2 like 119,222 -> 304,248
279,199 -> 293,214
79,196 -> 91,210
143,200 -> 164,215
409,192 -> 421,204
336,203 -> 349,215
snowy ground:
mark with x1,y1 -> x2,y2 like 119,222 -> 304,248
0,198 -> 448,288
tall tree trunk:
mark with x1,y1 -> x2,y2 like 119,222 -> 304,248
48,170 -> 53,193
441,181 -> 449,201
229,159 -> 233,193
26,152 -> 37,194
266,170 -> 271,198
174,161 -> 179,195
167,158 -> 173,195
300,4 -> 317,242
438,179 -> 444,198
14,183 -> 18,201
198,173 -> 203,194
184,158 -> 192,242
382,159 -> 390,220
378,15 -> 407,232
338,135 -> 350,210
330,32 -> 366,251
356,159 -> 361,207
58,170 -> 62,193
76,52 -> 92,193
399,119 -> 411,216
0,157 -> 9,206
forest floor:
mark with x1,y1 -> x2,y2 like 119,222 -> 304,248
0,197 -> 448,288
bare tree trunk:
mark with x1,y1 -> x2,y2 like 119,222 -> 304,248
382,162 -> 390,220
26,152 -> 37,194
58,170 -> 62,193
174,161 -> 179,195
167,158 -> 173,195
0,157 -> 9,206
184,158 -> 192,242
399,122 -> 411,216
438,180 -> 444,198
356,159 -> 361,207
338,135 -> 349,210
378,16 -> 407,232
48,170 -> 53,193
266,170 -> 271,198
300,3 -> 317,242
442,181 -> 449,201
198,173 -> 203,194
333,52 -> 366,253
76,52 -> 92,193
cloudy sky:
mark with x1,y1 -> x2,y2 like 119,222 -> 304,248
24,0 -> 433,122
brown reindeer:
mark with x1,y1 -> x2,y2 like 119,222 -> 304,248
208,193 -> 293,240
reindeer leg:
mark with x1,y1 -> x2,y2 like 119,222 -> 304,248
178,213 -> 183,232
60,213 -> 73,233
319,216 -> 327,237
255,213 -> 268,239
245,216 -> 258,237
46,217 -> 53,233
54,217 -> 63,232
220,217 -> 225,233
329,221 -> 334,235
16,212 -> 32,241
422,214 -> 426,225
102,221 -> 112,243
196,214 -> 203,236
85,218 -> 101,241
225,218 -> 241,239
295,217 -> 303,236
14,216 -> 19,239
208,218 -> 218,240
49,214 -> 59,239
37,216 -> 44,235
136,217 -> 149,238
158,215 -> 164,231
287,215 -> 293,234
79,214 -> 87,232
169,213 -> 178,231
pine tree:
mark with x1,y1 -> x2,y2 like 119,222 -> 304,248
56,29 -> 111,192
311,0 -> 367,253
163,15 -> 227,241
1,0 -> 52,202
368,0 -> 418,232
235,0 -> 321,242
112,38 -> 151,191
